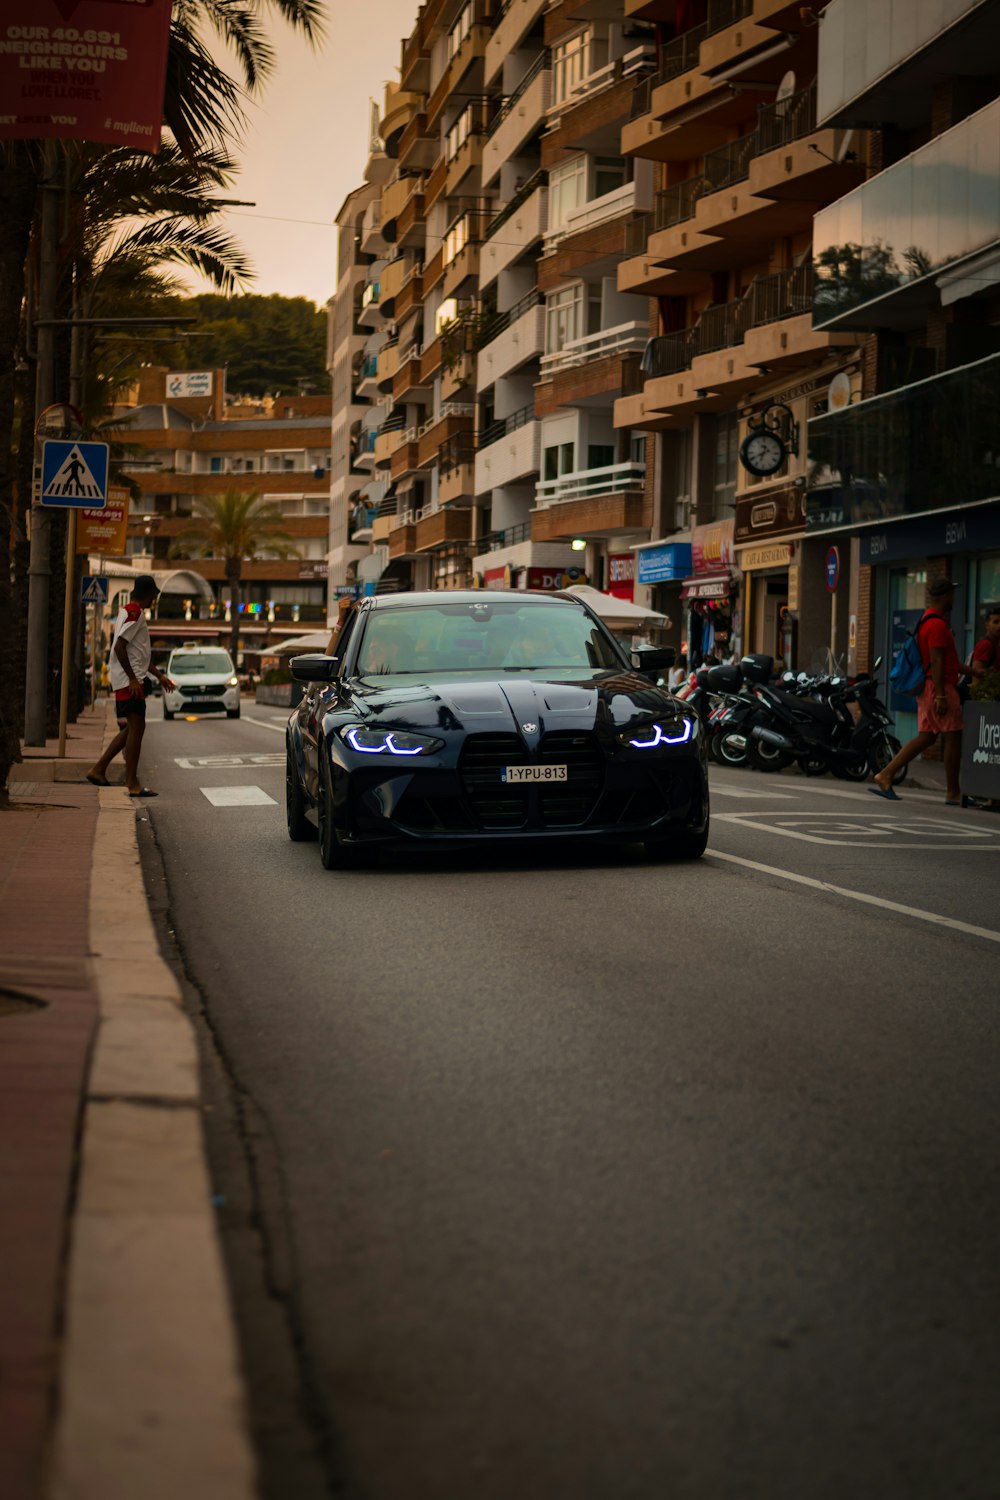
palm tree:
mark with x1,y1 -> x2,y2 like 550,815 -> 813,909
171,489 -> 300,661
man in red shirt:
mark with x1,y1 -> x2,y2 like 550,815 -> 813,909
968,606 -> 1000,698
872,577 -> 963,804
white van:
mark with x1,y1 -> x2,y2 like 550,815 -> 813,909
162,647 -> 241,720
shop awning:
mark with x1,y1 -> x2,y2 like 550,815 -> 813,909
680,574 -> 733,601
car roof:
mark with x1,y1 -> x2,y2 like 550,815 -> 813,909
364,590 -> 586,610
168,646 -> 230,654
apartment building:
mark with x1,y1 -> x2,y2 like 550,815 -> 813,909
112,367 -> 331,648
615,0 -> 867,666
805,0 -> 1000,732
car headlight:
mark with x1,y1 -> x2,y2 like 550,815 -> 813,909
619,717 -> 695,749
229,676 -> 239,687
341,725 -> 443,756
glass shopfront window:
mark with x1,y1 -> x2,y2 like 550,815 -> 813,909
813,97 -> 1000,330
806,350 -> 1000,530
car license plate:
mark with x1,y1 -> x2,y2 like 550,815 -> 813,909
502,764 -> 567,783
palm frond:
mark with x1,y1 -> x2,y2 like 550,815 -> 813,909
165,14 -> 247,157
200,0 -> 276,90
112,218 -> 254,294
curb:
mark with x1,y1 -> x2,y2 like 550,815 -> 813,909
47,707 -> 257,1500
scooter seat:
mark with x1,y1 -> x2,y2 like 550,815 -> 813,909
772,688 -> 838,724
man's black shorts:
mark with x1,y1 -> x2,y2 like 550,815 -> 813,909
115,694 -> 146,722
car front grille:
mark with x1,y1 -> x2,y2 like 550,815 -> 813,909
180,684 -> 227,697
457,730 -> 604,832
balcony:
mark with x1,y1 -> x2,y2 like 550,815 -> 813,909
476,292 -> 545,392
375,338 -> 400,392
355,353 -> 380,399
393,346 -> 429,404
446,130 -> 487,198
380,86 -> 423,159
482,53 -> 551,190
395,264 -> 424,323
813,95 -> 1000,333
424,153 -> 447,211
381,173 -> 425,244
388,516 -> 418,559
390,433 -> 422,482
358,281 -> 383,329
438,433 -> 477,503
379,256 -> 411,314
539,320 -> 647,378
398,111 -> 438,172
442,237 -> 483,300
485,0 -> 547,86
373,412 -> 406,468
351,429 -> 378,472
480,178 -> 548,288
415,506 -> 474,551
536,324 -> 648,415
817,0 -> 994,130
426,14 -> 492,129
474,405 -> 541,493
417,403 -> 475,468
531,463 -> 649,541
360,201 -> 385,256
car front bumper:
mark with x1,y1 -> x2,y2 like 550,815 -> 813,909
164,685 -> 240,714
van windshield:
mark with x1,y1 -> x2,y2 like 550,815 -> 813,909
169,651 -> 233,675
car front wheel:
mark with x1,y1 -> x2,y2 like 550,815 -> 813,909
317,745 -> 370,869
286,737 -> 315,842
645,802 -> 709,861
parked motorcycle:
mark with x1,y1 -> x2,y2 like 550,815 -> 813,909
748,655 -> 904,782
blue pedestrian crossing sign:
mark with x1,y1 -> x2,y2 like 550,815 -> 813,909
41,440 -> 109,508
81,575 -> 109,605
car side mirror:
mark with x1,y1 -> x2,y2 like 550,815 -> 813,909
631,647 -> 676,676
289,653 -> 338,683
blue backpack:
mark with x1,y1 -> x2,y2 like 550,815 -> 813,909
889,612 -> 931,697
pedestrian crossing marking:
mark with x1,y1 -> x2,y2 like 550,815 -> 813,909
200,785 -> 277,807
42,442 -> 107,501
175,753 -> 283,769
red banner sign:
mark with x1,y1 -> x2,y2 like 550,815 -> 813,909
0,0 -> 172,152
606,554 -> 635,601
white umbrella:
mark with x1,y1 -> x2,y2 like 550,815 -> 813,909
563,584 -> 670,626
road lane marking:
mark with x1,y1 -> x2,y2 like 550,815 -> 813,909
175,753 -> 284,770
241,715 -> 287,735
709,785 -> 798,799
713,810 -> 1000,849
706,849 -> 1000,945
200,785 -> 277,807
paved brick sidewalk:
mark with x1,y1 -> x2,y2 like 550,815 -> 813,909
0,707 -> 108,1500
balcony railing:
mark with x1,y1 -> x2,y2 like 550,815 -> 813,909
487,49 -> 550,138
479,403 -> 535,448
477,521 -> 532,551
748,263 -> 814,327
539,320 -> 648,376
702,129 -> 756,193
653,23 -> 707,90
705,0 -> 752,36
638,265 -> 815,379
641,327 -> 700,379
624,212 -> 652,258
485,168 -> 547,241
479,288 -> 544,348
697,296 -> 752,354
536,461 -> 645,508
756,83 -> 818,155
377,411 -> 406,436
654,175 -> 704,231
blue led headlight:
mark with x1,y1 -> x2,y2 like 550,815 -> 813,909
341,725 -> 443,756
620,717 -> 695,749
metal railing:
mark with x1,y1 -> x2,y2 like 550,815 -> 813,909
702,129 -> 756,193
377,411 -> 406,436
748,263 -> 814,327
654,22 -> 707,89
705,0 -> 752,37
487,49 -> 550,138
697,295 -> 752,354
484,168 -> 547,241
478,403 -> 535,448
654,175 -> 704,230
536,460 -> 645,508
477,521 -> 532,551
756,82 -> 818,155
642,327 -> 700,379
624,212 -> 652,257
479,288 -> 543,347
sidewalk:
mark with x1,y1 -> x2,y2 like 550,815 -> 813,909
0,713 -> 104,1500
0,704 -> 255,1500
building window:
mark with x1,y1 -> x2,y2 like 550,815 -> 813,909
445,104 -> 472,161
710,412 -> 738,519
552,32 -> 588,105
593,155 -> 627,199
545,284 -> 583,354
448,1 -> 473,58
630,434 -> 646,466
587,444 -> 614,471
544,442 -> 575,481
443,214 -> 469,265
548,155 -> 586,234
210,456 -> 222,473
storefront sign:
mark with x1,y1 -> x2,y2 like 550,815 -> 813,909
681,576 -> 731,601
739,542 -> 795,572
607,553 -> 635,600
787,566 -> 800,612
0,0 -> 173,152
635,542 -> 692,586
298,561 -> 328,580
524,567 -> 587,591
735,487 -> 806,542
860,504 -> 1000,566
691,520 -> 734,575
75,484 -> 129,555
961,701 -> 1000,799
166,371 -> 214,398
825,546 -> 840,592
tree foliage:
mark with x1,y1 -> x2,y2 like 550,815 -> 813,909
161,293 -> 329,395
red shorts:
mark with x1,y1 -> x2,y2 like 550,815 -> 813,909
916,679 -> 963,734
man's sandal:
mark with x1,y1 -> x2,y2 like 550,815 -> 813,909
127,787 -> 159,798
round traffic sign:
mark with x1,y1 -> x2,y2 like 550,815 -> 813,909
825,546 -> 840,592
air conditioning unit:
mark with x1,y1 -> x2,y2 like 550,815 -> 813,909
674,494 -> 692,531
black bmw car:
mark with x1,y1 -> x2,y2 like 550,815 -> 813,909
284,590 -> 708,868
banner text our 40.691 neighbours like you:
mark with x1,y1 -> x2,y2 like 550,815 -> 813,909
0,0 -> 172,153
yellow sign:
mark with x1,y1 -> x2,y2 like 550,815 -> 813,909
739,542 -> 794,572
76,484 -> 130,556
787,565 -> 800,612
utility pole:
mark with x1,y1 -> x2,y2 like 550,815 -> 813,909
24,141 -> 60,746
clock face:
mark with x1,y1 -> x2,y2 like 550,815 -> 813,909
740,429 -> 786,477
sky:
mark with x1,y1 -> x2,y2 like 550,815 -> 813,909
199,0 -> 420,308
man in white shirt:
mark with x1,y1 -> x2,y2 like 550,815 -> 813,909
87,575 -> 174,797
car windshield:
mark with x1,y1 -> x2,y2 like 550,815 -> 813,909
354,601 -> 623,676
168,651 -> 233,675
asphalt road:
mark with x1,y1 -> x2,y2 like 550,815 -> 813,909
136,700 -> 1000,1500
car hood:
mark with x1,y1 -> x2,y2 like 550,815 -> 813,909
342,672 -> 680,737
